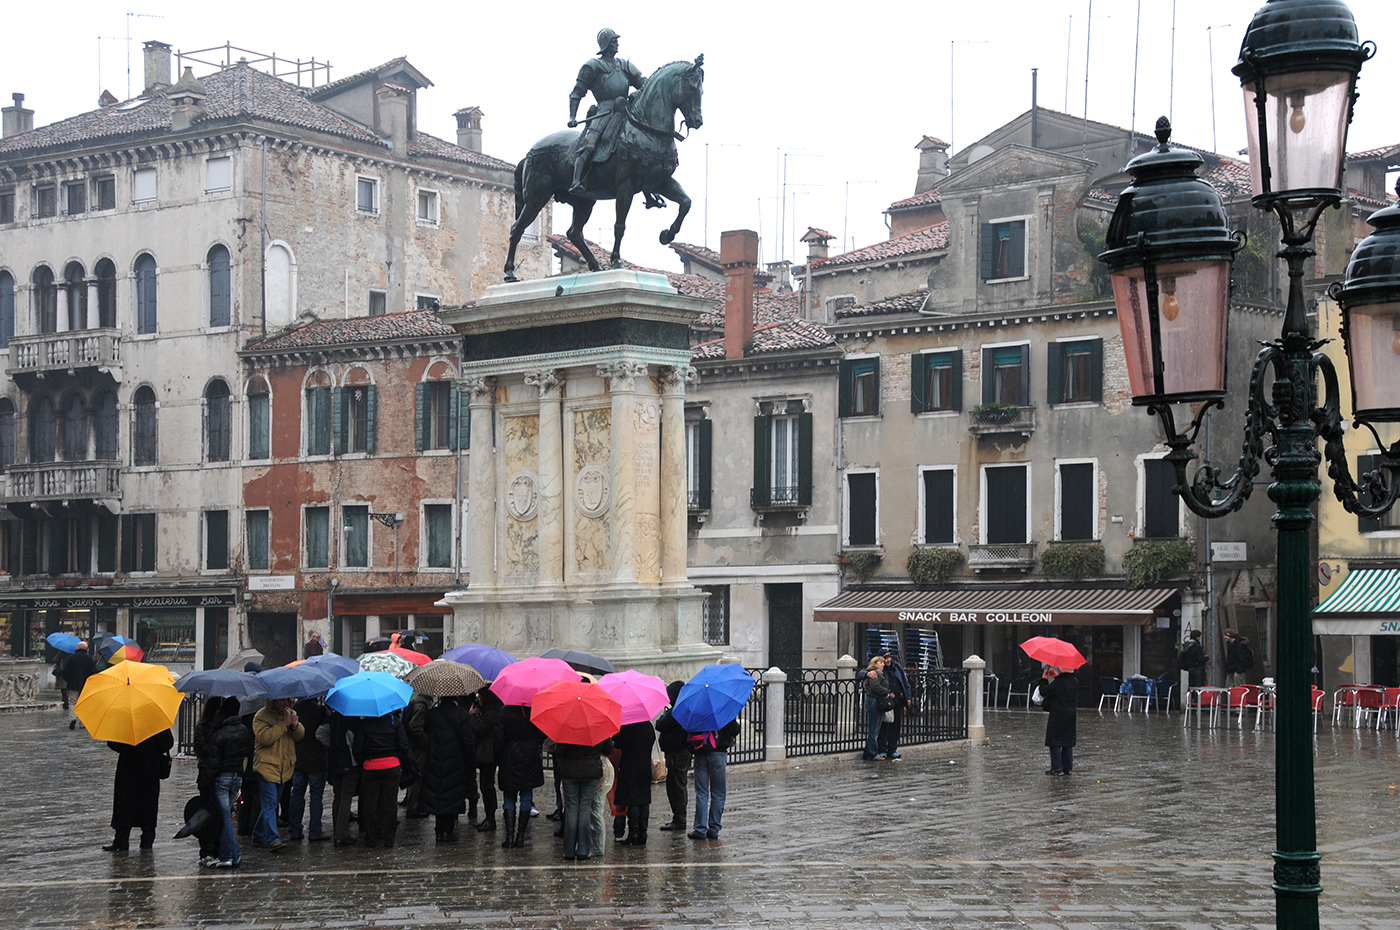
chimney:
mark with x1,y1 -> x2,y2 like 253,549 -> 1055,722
168,67 -> 207,132
915,135 -> 950,193
375,84 -> 411,150
801,227 -> 833,264
767,260 -> 793,294
2,93 -> 34,138
721,230 -> 759,360
143,41 -> 172,94
455,107 -> 483,153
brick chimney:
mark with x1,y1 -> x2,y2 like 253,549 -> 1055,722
2,93 -> 34,138
143,41 -> 172,94
721,229 -> 758,360
454,107 -> 483,153
375,84 -> 411,150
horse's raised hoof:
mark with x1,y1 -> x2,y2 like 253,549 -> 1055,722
503,272 -> 518,283
609,258 -> 623,269
659,229 -> 675,245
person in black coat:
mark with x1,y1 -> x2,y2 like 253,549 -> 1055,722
288,698 -> 329,842
352,710 -> 415,848
655,680 -> 691,832
470,689 -> 502,832
64,643 -> 97,730
193,697 -> 251,866
326,710 -> 361,847
493,705 -> 544,849
417,695 -> 476,842
613,720 -> 656,846
1039,666 -> 1079,776
104,728 -> 175,850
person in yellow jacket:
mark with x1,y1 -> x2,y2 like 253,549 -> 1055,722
251,697 -> 303,852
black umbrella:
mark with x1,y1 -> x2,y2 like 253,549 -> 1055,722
363,637 -> 392,654
538,648 -> 617,676
397,629 -> 429,647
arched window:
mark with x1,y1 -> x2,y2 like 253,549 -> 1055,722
132,386 -> 157,465
0,398 -> 14,468
134,254 -> 157,335
0,271 -> 14,348
205,380 -> 231,462
94,259 -> 117,328
305,371 -> 332,456
29,395 -> 57,463
265,242 -> 294,328
32,266 -> 57,334
208,245 -> 231,327
94,391 -> 118,460
61,394 -> 87,461
246,376 -> 270,460
64,262 -> 87,331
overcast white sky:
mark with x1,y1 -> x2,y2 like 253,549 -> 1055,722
6,1 -> 1397,275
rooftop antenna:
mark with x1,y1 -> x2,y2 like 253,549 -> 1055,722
1206,23 -> 1233,154
1130,0 -> 1142,147
781,151 -> 819,263
1169,0 -> 1178,121
843,179 -> 876,255
125,10 -> 164,98
950,39 -> 988,154
1065,16 -> 1073,111
703,142 -> 739,249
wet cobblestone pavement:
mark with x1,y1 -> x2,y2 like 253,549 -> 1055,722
4,707 -> 1398,928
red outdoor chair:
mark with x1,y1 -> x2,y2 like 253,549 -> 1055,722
1353,687 -> 1385,730
1183,687 -> 1225,728
1226,685 -> 1258,728
1312,687 -> 1326,733
1333,685 -> 1362,727
1378,688 -> 1400,731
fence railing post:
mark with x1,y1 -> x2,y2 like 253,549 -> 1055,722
963,654 -> 987,743
762,666 -> 787,761
837,654 -> 858,680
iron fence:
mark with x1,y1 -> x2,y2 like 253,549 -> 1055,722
726,679 -> 767,765
781,667 -> 969,757
901,668 -> 970,743
175,692 -> 201,757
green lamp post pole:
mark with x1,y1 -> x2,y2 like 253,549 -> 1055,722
1101,4 -> 1400,927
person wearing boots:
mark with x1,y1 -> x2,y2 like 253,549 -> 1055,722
353,708 -> 415,848
401,690 -> 431,818
418,695 -> 476,843
470,689 -> 502,833
287,697 -> 329,842
326,709 -> 361,847
104,728 -> 174,851
613,719 -> 655,846
655,680 -> 691,832
494,704 -> 545,849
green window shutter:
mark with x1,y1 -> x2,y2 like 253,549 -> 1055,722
868,357 -> 881,416
141,514 -> 157,572
1047,342 -> 1066,405
120,515 -> 135,573
797,411 -> 814,505
752,415 -> 772,505
949,349 -> 963,411
366,385 -> 378,454
415,383 -> 428,452
838,360 -> 853,418
448,383 -> 461,451
1018,346 -> 1030,405
981,347 -> 994,404
979,223 -> 996,279
1358,454 -> 1383,533
1009,221 -> 1026,277
1089,338 -> 1103,403
698,418 -> 712,510
910,353 -> 928,414
333,387 -> 346,455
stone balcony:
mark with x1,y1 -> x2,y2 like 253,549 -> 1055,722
967,542 -> 1038,572
6,329 -> 121,383
2,461 -> 122,505
967,405 -> 1036,438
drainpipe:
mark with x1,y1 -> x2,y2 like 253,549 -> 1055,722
260,138 -> 268,338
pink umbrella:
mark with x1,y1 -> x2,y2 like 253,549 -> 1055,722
597,669 -> 671,725
489,656 -> 579,706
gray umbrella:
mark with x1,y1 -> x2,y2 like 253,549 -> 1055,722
538,648 -> 617,676
406,659 -> 486,697
220,647 -> 266,671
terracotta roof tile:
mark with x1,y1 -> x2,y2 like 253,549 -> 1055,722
801,227 -> 834,242
813,223 -> 949,269
407,132 -> 513,171
887,189 -> 941,211
668,241 -> 722,267
834,291 -> 927,319
304,57 -> 421,99
692,317 -> 836,360
245,310 -> 457,352
917,135 -> 949,149
1348,144 -> 1400,161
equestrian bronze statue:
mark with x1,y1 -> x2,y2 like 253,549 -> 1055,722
503,30 -> 704,282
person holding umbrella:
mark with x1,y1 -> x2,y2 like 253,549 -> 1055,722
470,688 -> 503,833
655,680 -> 691,833
251,697 -> 303,852
417,694 -> 476,843
671,665 -> 755,842
104,728 -> 175,851
352,706 -> 416,848
494,703 -> 546,849
1038,665 -> 1079,776
63,641 -> 97,729
533,680 -> 621,861
287,697 -> 330,842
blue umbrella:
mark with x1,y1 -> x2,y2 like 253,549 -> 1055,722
672,664 -> 757,732
95,634 -> 137,661
257,665 -> 337,700
441,644 -> 516,680
301,653 -> 361,680
46,632 -> 82,654
175,668 -> 270,699
326,670 -> 414,717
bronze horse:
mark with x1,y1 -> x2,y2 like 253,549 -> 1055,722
503,56 -> 704,282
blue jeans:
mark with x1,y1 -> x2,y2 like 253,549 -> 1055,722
864,696 -> 884,758
502,789 -> 533,811
213,773 -> 242,863
561,778 -> 598,858
693,751 -> 727,838
253,776 -> 284,845
288,770 -> 326,839
1050,746 -> 1074,773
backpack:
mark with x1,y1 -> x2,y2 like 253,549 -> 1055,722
1238,644 -> 1255,672
687,731 -> 718,753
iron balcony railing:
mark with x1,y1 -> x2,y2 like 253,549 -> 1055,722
7,328 -> 121,378
750,485 -> 810,509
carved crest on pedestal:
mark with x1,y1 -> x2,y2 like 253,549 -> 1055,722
505,470 -> 539,521
575,464 -> 611,518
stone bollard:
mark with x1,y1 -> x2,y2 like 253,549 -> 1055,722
963,655 -> 988,743
837,654 -> 858,680
762,666 -> 787,761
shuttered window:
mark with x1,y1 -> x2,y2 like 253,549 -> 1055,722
980,220 -> 1026,279
205,381 -> 231,462
0,271 -> 13,348
307,386 -> 332,456
247,385 -> 270,460
846,472 -> 878,546
911,350 -> 961,413
94,392 -> 118,460
838,358 -> 880,417
1058,462 -> 1095,541
132,387 -> 158,465
686,419 -> 711,511
425,504 -> 453,568
121,513 -> 157,572
61,395 -> 87,461
246,511 -> 269,571
305,506 -> 329,569
30,396 -> 57,463
343,505 -> 369,567
208,245 -> 231,327
1143,458 -> 1180,538
205,510 -> 229,571
982,345 -> 1029,405
1048,339 -> 1103,405
922,468 -> 955,544
135,254 -> 157,335
985,465 -> 1028,544
751,411 -> 813,508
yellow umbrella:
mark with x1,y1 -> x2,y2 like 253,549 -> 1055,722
74,662 -> 182,744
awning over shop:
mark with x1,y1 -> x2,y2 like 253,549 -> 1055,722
1312,568 -> 1400,635
813,586 -> 1180,626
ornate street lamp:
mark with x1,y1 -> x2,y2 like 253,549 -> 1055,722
1100,3 -> 1397,928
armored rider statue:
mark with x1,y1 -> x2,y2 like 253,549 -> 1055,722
567,28 -> 647,195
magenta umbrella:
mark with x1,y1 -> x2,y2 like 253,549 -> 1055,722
597,669 -> 671,725
488,656 -> 579,706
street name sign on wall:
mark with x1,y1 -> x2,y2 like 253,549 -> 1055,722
1211,542 -> 1247,562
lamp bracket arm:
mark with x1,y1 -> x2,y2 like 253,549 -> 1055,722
1149,394 -> 1260,519
1315,352 -> 1400,518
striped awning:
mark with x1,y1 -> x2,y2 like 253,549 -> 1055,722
1312,569 -> 1400,635
812,586 -> 1180,626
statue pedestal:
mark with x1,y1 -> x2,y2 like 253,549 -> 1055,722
439,271 -> 723,679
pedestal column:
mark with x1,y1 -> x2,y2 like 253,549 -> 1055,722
600,361 -> 647,585
465,377 -> 497,590
659,365 -> 692,586
526,369 -> 564,586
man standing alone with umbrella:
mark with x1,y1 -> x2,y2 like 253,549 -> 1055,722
63,642 -> 96,729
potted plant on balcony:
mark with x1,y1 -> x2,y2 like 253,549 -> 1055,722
906,547 -> 964,585
1122,539 -> 1194,588
971,402 -> 1019,425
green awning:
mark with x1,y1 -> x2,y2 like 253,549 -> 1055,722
1312,568 -> 1400,635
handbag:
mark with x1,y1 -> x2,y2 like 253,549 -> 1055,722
651,741 -> 667,782
881,710 -> 895,723
157,752 -> 173,780
876,695 -> 899,712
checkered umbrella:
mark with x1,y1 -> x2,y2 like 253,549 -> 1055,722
406,659 -> 486,697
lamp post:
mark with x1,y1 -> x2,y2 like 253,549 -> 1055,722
1100,3 -> 1397,928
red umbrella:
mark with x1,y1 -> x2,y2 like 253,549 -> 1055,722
1020,636 -> 1087,671
597,669 -> 670,725
387,646 -> 431,667
530,680 -> 621,745
489,656 -> 579,706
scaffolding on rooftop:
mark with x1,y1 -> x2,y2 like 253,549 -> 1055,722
176,43 -> 331,87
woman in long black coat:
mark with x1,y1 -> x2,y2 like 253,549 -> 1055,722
1040,666 -> 1079,776
471,689 -> 503,832
613,720 -> 656,846
105,728 -> 175,850
417,695 -> 476,842
493,705 -> 544,849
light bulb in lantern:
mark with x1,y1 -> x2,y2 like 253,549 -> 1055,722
1160,277 -> 1180,322
1288,96 -> 1307,134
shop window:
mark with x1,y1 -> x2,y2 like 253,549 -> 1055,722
305,506 -> 329,569
752,409 -> 812,508
121,513 -> 157,572
132,386 -> 158,465
1057,461 -> 1096,541
686,417 -> 711,511
981,344 -> 1029,406
1142,458 -> 1181,538
246,510 -> 270,571
701,584 -> 730,646
342,505 -> 369,568
204,510 -> 229,571
1048,339 -> 1103,405
983,464 -> 1029,544
839,357 -> 880,417
911,350 -> 961,413
920,467 -> 955,545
